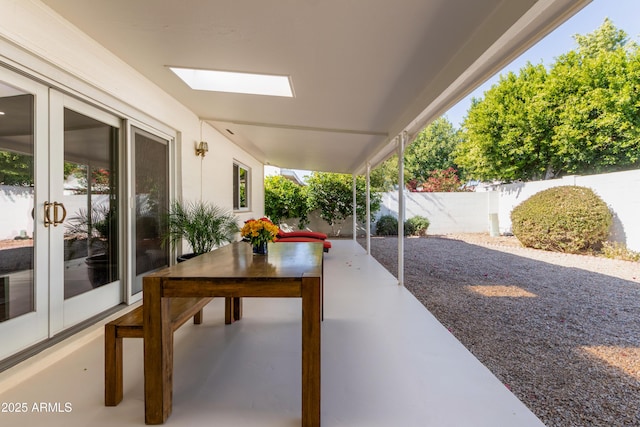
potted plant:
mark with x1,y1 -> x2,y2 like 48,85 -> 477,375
164,200 -> 239,262
65,203 -> 118,287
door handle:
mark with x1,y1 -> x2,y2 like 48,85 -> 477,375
53,202 -> 67,226
44,201 -> 53,227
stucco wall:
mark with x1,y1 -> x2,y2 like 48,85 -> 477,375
379,191 -> 497,235
376,169 -> 640,251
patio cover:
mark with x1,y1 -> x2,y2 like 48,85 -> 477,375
40,0 -> 590,174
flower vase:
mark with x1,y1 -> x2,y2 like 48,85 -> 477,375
252,241 -> 268,255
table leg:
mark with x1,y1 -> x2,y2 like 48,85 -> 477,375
225,297 -> 243,324
143,277 -> 173,424
301,275 -> 321,427
234,297 -> 243,321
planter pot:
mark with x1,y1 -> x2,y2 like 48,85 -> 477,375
85,253 -> 113,288
177,253 -> 200,263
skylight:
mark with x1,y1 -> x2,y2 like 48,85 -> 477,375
169,67 -> 293,97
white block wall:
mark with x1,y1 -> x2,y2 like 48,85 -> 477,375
376,169 -> 640,251
378,191 -> 497,235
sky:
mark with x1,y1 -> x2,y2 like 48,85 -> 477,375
445,0 -> 640,127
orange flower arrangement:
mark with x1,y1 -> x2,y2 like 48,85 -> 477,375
241,217 -> 280,247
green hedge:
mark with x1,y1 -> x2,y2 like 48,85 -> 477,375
375,215 -> 430,236
405,216 -> 430,236
376,215 -> 398,235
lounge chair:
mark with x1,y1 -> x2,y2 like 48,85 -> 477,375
277,229 -> 328,240
275,235 -> 332,252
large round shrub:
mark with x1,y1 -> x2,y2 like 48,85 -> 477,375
510,186 -> 612,253
376,215 -> 398,235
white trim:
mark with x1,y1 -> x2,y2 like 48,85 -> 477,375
233,160 -> 251,212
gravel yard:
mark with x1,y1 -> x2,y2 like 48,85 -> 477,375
361,234 -> 640,427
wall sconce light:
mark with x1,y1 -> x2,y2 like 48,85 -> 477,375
195,141 -> 209,157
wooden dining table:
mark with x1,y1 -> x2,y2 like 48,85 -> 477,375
143,241 -> 323,426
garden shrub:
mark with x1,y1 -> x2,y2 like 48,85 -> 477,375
601,241 -> 640,262
376,215 -> 398,235
510,186 -> 612,254
405,216 -> 430,237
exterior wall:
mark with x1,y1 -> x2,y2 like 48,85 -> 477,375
0,0 -> 264,236
378,191 -> 497,235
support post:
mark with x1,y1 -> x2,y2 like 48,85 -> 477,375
366,162 -> 371,254
398,133 -> 406,286
352,174 -> 357,242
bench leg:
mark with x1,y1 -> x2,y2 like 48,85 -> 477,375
104,323 -> 123,406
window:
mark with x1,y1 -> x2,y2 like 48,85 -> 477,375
233,162 -> 249,210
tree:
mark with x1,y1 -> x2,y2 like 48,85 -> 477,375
370,118 -> 463,192
455,62 -> 552,181
264,175 -> 309,227
573,18 -> 629,58
305,172 -> 380,235
405,117 -> 462,182
0,150 -> 33,186
455,19 -> 640,182
547,19 -> 640,176
370,155 -> 398,192
406,168 -> 469,192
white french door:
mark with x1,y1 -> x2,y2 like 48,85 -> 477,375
49,91 -> 122,332
0,68 -> 49,360
0,69 -> 123,360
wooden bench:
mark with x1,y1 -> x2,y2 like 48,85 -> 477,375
105,296 -> 232,406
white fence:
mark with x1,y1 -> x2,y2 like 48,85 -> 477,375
377,169 -> 640,252
378,191 -> 498,235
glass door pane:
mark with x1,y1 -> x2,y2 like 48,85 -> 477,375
0,84 -> 35,321
132,126 -> 169,295
63,109 -> 119,298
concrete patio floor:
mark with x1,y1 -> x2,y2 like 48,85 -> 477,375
0,239 -> 545,427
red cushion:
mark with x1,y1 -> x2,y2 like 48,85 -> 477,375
275,237 -> 332,250
277,229 -> 328,240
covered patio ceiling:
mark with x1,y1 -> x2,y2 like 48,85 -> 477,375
41,0 -> 590,174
